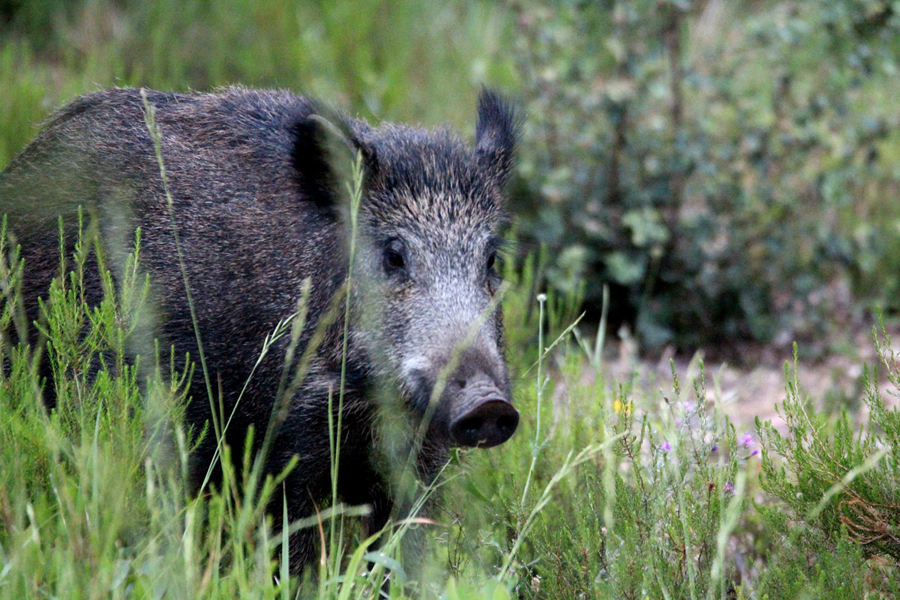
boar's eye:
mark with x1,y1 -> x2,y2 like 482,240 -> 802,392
486,238 -> 506,276
382,239 -> 407,274
486,250 -> 502,295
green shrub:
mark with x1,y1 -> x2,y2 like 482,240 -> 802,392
756,331 -> 900,597
509,0 -> 900,350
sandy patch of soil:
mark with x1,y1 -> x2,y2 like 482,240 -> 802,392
596,323 -> 900,431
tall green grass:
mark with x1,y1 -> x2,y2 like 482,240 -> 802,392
0,0 -> 518,169
5,197 -> 900,597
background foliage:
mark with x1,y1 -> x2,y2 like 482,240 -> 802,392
4,0 -> 900,352
510,0 -> 900,351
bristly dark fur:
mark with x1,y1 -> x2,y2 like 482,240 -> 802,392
0,86 -> 520,575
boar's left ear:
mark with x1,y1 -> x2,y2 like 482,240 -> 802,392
291,110 -> 379,215
475,88 -> 520,187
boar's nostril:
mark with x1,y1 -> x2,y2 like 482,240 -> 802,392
450,398 -> 519,448
496,413 -> 517,437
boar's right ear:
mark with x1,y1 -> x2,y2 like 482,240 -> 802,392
475,88 -> 520,187
291,112 -> 378,215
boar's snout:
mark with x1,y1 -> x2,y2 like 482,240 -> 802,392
448,375 -> 519,448
450,398 -> 519,448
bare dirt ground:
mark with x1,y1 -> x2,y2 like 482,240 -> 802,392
599,323 -> 900,431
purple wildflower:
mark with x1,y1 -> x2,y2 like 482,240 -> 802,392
724,481 -> 734,494
660,441 -> 671,453
741,434 -> 754,449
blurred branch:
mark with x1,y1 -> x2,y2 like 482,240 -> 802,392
663,3 -> 685,234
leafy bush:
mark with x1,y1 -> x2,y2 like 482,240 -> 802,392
509,0 -> 900,350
